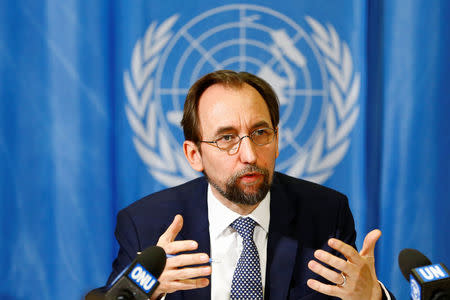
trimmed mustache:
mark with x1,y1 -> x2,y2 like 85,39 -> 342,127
230,165 -> 269,182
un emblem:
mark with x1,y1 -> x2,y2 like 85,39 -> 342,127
124,4 -> 360,186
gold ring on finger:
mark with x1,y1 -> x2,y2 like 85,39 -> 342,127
336,272 -> 346,287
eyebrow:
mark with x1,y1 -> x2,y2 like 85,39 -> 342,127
213,121 -> 272,136
251,121 -> 271,130
214,126 -> 236,137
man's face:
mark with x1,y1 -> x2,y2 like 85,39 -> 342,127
194,83 -> 279,206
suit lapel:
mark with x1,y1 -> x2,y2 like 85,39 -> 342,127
177,178 -> 211,300
266,174 -> 299,299
171,175 -> 303,299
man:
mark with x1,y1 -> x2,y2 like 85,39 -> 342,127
107,70 -> 394,299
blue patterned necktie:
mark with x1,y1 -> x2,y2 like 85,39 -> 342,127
230,217 -> 263,300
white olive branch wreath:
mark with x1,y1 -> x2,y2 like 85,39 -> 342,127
124,15 -> 199,186
286,17 -> 360,183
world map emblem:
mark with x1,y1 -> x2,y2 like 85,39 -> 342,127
124,4 -> 360,187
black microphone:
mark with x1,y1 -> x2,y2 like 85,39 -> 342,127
399,248 -> 450,300
86,246 -> 166,300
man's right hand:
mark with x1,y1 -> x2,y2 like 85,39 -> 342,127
151,214 -> 211,299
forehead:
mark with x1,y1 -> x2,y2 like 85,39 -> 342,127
197,83 -> 272,135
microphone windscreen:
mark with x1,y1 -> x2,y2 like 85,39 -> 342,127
398,248 -> 432,281
135,246 -> 167,278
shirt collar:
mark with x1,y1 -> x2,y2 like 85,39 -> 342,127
207,184 -> 270,239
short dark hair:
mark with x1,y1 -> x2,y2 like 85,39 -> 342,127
181,70 -> 280,144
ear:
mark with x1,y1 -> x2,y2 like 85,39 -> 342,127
275,127 -> 280,158
183,140 -> 204,172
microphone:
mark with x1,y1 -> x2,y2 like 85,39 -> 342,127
398,248 -> 450,300
86,246 -> 166,300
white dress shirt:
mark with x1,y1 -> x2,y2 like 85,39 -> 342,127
207,184 -> 270,300
158,183 -> 391,300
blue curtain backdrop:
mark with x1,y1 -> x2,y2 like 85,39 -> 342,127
0,0 -> 448,299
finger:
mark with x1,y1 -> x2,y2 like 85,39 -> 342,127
328,238 -> 363,265
308,260 -> 346,285
158,215 -> 184,246
158,277 -> 210,294
166,253 -> 210,268
313,249 -> 356,274
171,278 -> 210,290
307,278 -> 341,298
165,240 -> 198,254
359,229 -> 382,257
164,265 -> 212,281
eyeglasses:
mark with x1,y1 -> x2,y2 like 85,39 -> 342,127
200,127 -> 277,155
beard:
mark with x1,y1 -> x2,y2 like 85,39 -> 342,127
206,165 -> 272,206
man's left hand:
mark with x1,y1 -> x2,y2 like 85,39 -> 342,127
307,229 -> 383,300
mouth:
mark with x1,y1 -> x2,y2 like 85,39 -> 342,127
239,172 -> 263,186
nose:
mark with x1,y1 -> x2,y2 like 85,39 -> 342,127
237,136 -> 257,164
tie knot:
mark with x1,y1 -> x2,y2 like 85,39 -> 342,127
231,217 -> 257,241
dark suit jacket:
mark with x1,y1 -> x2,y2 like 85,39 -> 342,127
107,172 -> 394,299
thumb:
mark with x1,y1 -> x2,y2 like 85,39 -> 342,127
359,229 -> 381,257
158,214 -> 184,246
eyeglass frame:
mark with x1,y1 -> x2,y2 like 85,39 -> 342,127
199,127 -> 278,154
